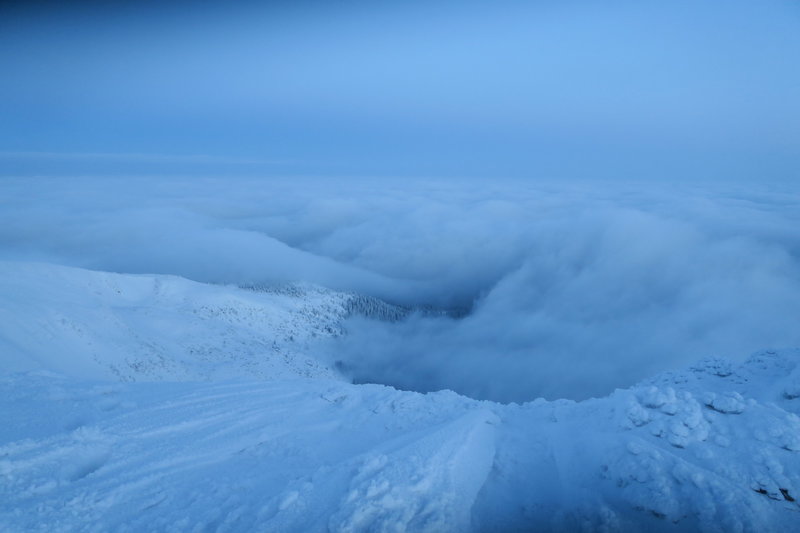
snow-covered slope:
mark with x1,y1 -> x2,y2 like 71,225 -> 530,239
2,351 -> 800,532
0,261 -> 349,382
1,261 -> 799,532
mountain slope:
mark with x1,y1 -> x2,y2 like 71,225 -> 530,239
1,261 -> 799,531
0,261 -> 349,382
2,351 -> 800,532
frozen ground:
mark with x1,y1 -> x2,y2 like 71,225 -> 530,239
1,261 -> 799,532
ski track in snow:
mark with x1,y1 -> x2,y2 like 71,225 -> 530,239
1,261 -> 800,532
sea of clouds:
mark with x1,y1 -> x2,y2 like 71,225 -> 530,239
2,175 -> 799,401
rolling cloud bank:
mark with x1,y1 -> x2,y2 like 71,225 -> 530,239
4,1 -> 800,529
2,175 -> 798,401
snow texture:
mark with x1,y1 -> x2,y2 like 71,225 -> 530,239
0,261 -> 349,382
1,261 -> 800,532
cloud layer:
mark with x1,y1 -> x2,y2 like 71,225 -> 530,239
2,175 -> 799,401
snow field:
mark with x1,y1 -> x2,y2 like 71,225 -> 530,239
0,261 -> 349,382
1,261 -> 799,531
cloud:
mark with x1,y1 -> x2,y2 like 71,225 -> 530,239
1,175 -> 799,401
334,201 -> 800,401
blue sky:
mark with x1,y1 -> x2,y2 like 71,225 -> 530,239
1,0 -> 799,180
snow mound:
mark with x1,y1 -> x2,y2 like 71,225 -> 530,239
329,408 -> 497,533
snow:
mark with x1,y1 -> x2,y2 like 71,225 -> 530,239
0,261 -> 350,382
1,261 -> 800,532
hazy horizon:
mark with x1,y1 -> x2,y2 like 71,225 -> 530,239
2,0 -> 799,181
2,0 -> 800,400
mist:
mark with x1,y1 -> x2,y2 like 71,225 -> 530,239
2,0 -> 799,400
1,176 -> 798,400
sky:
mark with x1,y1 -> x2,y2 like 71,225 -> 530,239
1,1 -> 800,401
1,0 -> 799,180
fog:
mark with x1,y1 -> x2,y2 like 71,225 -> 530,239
2,0 -> 799,400
1,176 -> 798,401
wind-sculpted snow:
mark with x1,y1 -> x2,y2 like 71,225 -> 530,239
2,351 -> 800,531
